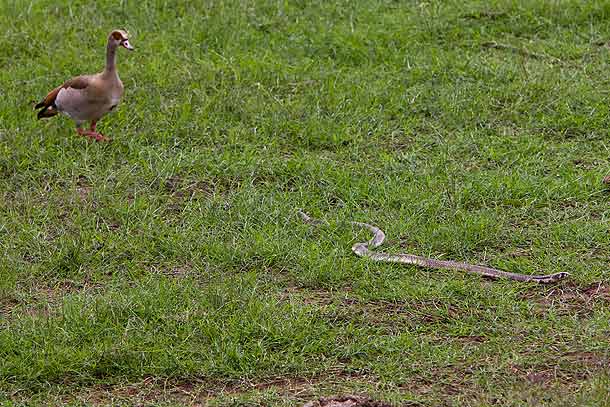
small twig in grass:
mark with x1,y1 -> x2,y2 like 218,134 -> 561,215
461,11 -> 507,20
482,41 -> 562,63
593,39 -> 610,47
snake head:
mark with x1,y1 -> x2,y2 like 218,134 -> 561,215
537,271 -> 570,283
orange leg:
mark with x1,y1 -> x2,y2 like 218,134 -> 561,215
75,121 -> 110,142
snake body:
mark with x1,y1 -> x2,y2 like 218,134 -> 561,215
298,211 -> 569,284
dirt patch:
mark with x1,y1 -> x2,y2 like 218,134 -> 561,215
562,351 -> 608,370
0,295 -> 20,318
522,281 -> 610,317
506,247 -> 531,258
550,281 -> 610,304
281,286 -> 470,333
582,282 -> 610,299
481,41 -> 561,62
47,372 -> 371,407
509,364 -> 555,386
163,175 -> 183,194
508,349 -> 609,389
186,179 -> 218,196
454,335 -> 486,344
280,286 -> 338,306
75,175 -> 92,202
303,395 -> 393,407
395,372 -> 478,404
333,298 -> 465,332
7,280 -> 103,319
159,176 -> 235,204
67,378 -> 191,406
149,263 -> 193,278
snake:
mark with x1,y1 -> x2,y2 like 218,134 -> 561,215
298,211 -> 569,284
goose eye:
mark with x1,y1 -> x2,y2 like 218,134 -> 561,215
121,40 -> 134,50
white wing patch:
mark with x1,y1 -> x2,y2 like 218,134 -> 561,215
55,86 -> 115,122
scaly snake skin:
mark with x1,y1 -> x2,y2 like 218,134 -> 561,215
298,211 -> 569,283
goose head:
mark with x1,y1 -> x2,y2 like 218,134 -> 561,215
108,29 -> 134,51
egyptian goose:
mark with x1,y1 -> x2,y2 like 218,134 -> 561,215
34,30 -> 134,142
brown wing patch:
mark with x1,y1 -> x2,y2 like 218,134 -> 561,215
35,85 -> 62,110
63,76 -> 90,90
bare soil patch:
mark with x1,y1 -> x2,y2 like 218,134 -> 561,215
33,370 -> 372,407
303,395 -> 393,407
522,281 -> 610,317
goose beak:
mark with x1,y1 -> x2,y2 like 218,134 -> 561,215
121,40 -> 134,51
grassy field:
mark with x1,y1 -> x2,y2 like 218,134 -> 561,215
1,0 -> 609,405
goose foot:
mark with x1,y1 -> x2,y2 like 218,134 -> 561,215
76,128 -> 110,142
76,121 -> 111,142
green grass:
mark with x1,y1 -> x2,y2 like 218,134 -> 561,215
1,0 -> 609,405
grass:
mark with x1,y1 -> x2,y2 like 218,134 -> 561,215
1,0 -> 609,405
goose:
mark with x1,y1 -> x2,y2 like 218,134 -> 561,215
34,29 -> 134,142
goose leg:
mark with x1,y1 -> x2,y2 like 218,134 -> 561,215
75,121 -> 109,142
